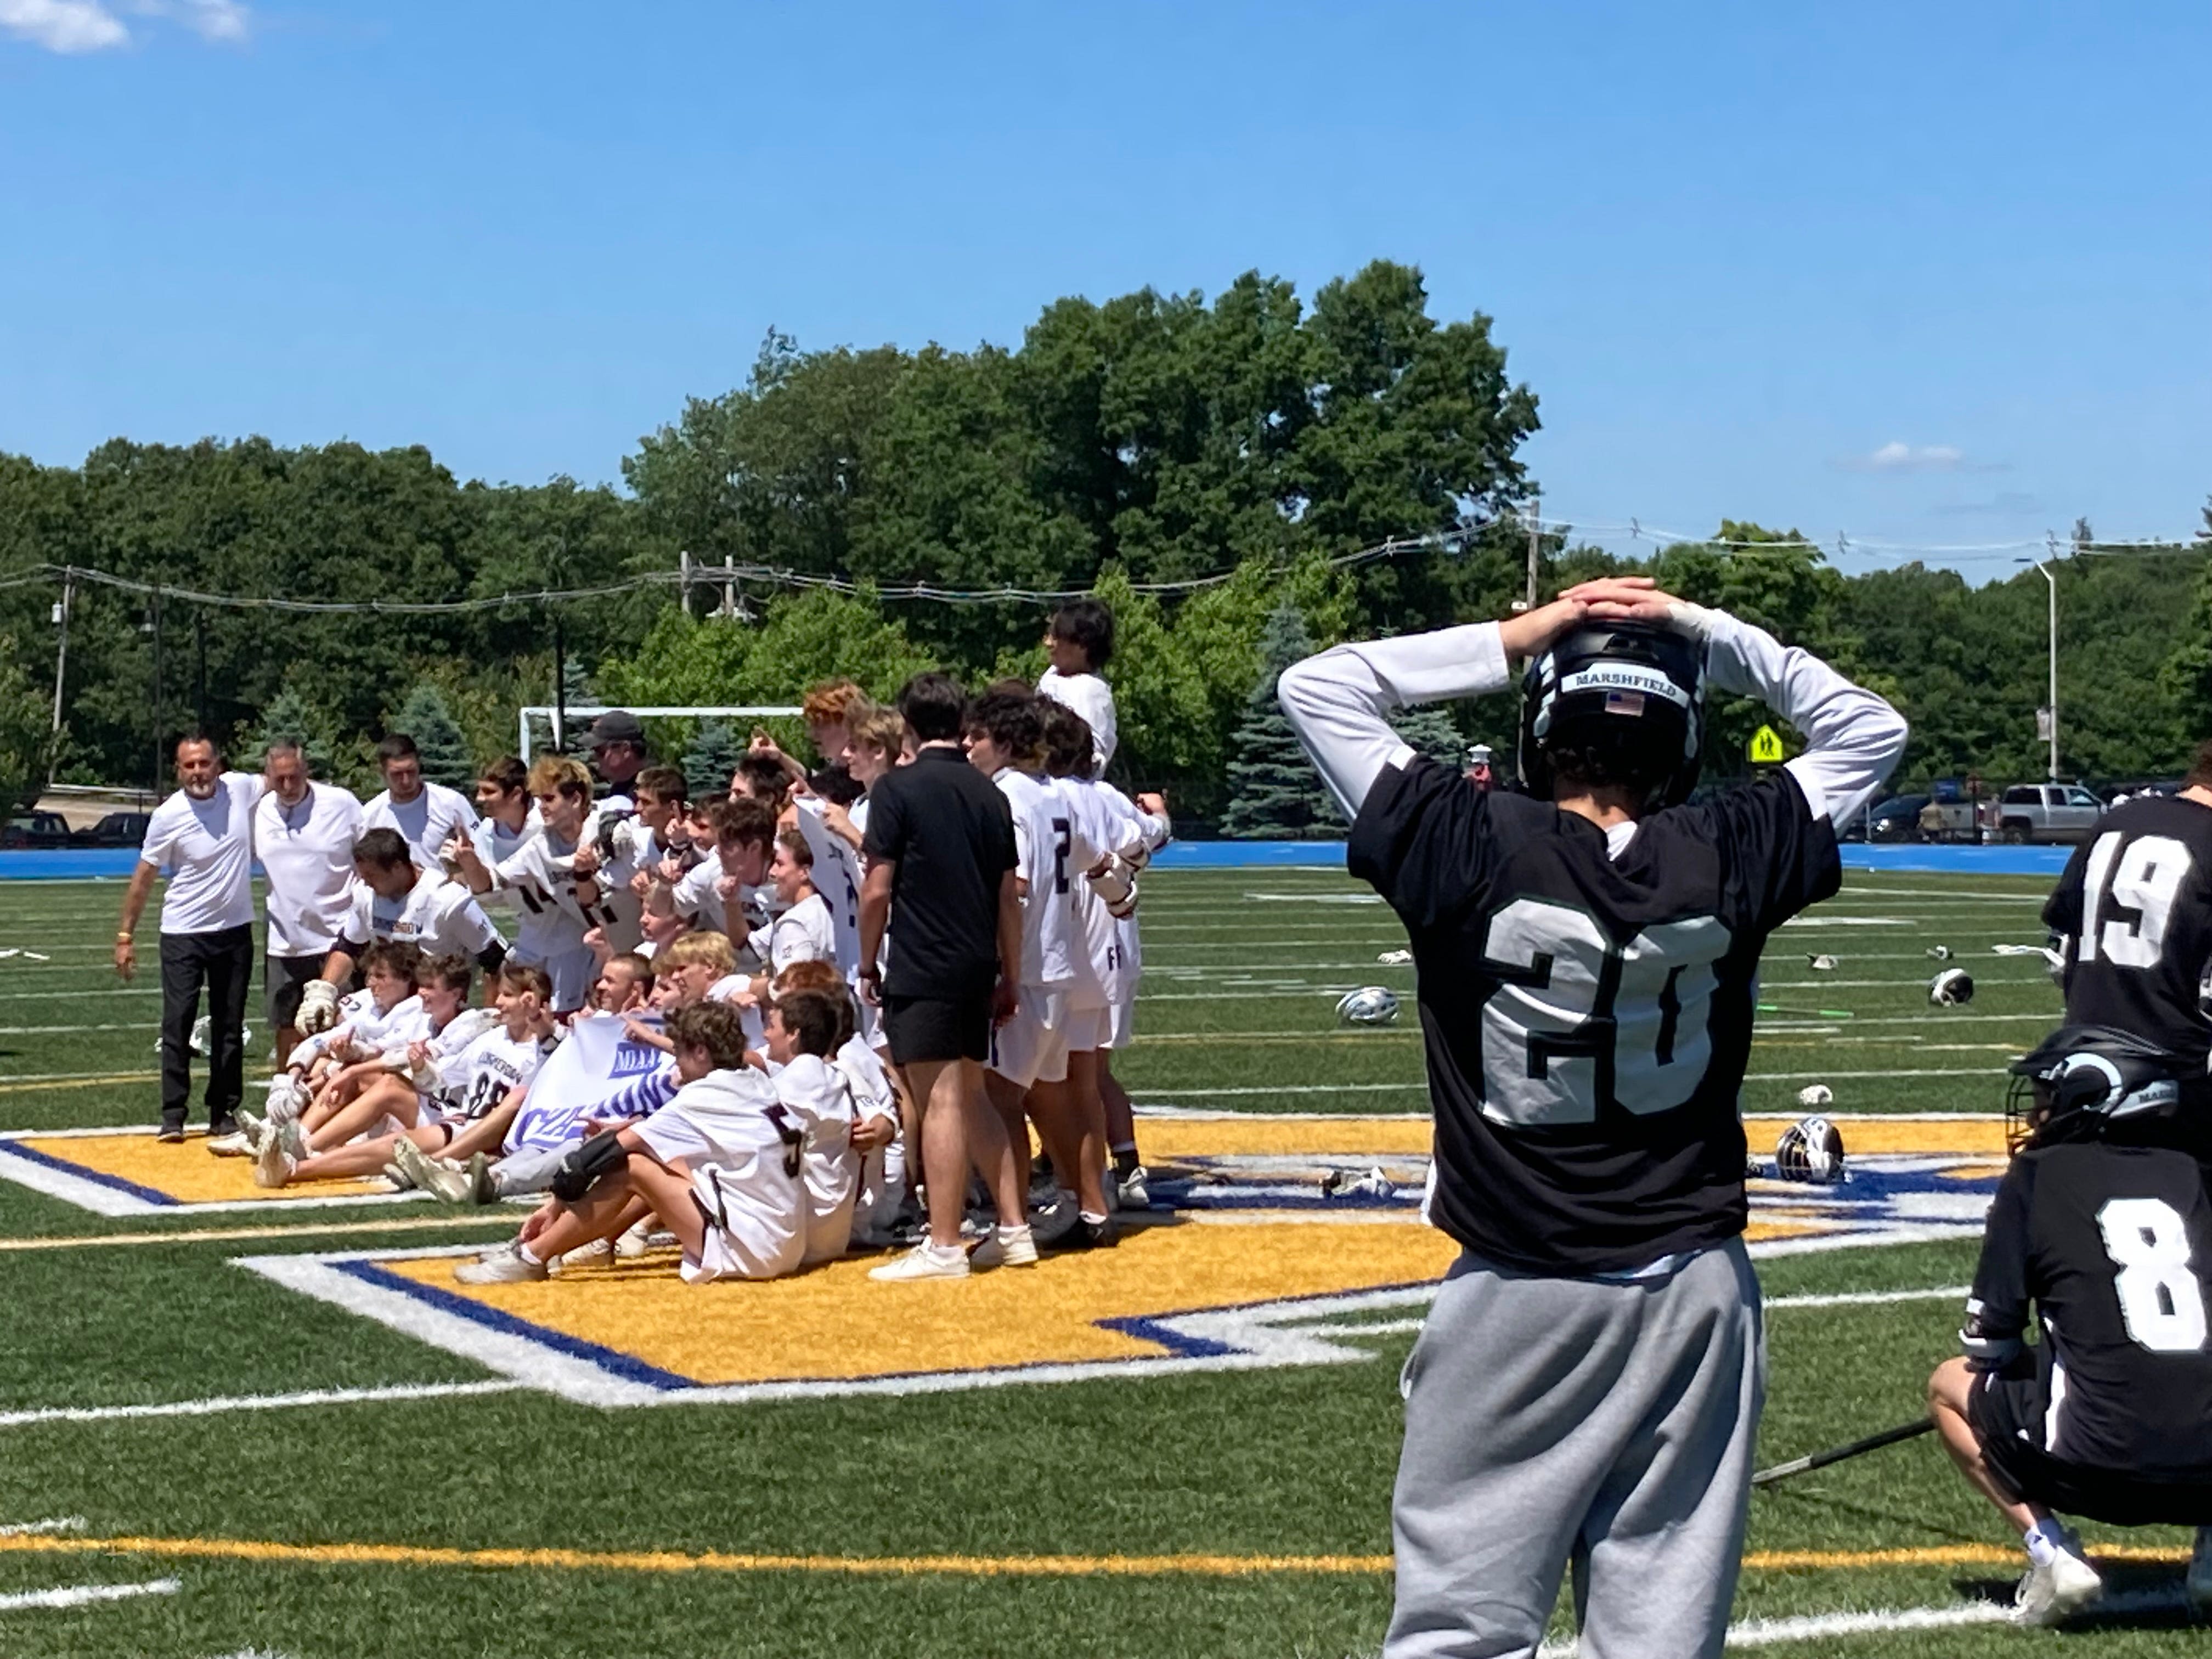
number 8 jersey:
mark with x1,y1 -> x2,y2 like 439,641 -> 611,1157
1966,1141 -> 2212,1474
1349,758 -> 1840,1274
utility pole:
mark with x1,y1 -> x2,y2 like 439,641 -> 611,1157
1525,489 -> 1542,611
47,578 -> 70,787
720,554 -> 736,619
2043,532 -> 2059,781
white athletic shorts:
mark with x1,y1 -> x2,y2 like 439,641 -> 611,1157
680,1165 -> 803,1284
1059,1001 -> 1109,1054
988,987 -> 1068,1088
1105,992 -> 1136,1051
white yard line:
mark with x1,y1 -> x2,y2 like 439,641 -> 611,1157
0,1578 -> 180,1611
1764,1285 -> 1968,1310
0,1379 -> 523,1431
0,1517 -> 85,1537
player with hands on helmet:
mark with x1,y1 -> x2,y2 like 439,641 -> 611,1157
1279,572 -> 1905,1659
1929,1024 -> 2212,1626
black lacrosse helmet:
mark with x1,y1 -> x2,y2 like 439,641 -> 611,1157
1518,619 -> 1707,811
2005,1024 -> 2186,1152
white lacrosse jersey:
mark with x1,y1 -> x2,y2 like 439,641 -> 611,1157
490,827 -> 595,966
630,1067 -> 808,1283
588,809 -> 656,954
771,1053 -> 857,1265
1052,777 -> 1130,1011
672,857 -> 730,933
469,809 -> 541,917
1039,668 -> 1118,772
364,782 -> 477,875
769,892 -> 837,976
397,1006 -> 501,1094
432,1023 -> 546,1126
291,989 -> 429,1070
253,782 -> 364,957
342,866 -> 504,960
995,768 -> 1081,988
1094,780 -> 1170,1001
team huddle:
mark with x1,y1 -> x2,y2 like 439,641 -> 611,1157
122,600 -> 1170,1289
121,570 -> 2212,1652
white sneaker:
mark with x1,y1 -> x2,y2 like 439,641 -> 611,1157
614,1218 -> 653,1260
868,1241 -> 972,1282
396,1139 -> 476,1204
252,1132 -> 295,1189
557,1235 -> 613,1270
454,1245 -> 548,1285
276,1115 -> 309,1162
2015,1529 -> 2101,1626
205,1130 -> 254,1158
1118,1166 -> 1152,1210
2187,1526 -> 2212,1617
993,1223 -> 1038,1266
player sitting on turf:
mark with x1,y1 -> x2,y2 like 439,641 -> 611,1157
253,960 -> 553,1189
1928,1024 -> 2212,1626
759,980 -> 862,1262
454,1001 -> 808,1285
776,961 -> 902,1247
295,828 -> 507,1037
263,940 -> 428,1127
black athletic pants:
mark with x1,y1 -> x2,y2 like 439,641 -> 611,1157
159,924 -> 253,1131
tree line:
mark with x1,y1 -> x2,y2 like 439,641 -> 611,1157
0,258 -> 2203,819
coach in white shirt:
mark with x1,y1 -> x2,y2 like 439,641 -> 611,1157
252,739 -> 363,1066
363,733 -> 475,874
114,736 -> 262,1142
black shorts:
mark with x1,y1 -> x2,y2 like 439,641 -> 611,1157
883,991 -> 991,1066
264,953 -> 325,1031
1970,1351 -> 2212,1525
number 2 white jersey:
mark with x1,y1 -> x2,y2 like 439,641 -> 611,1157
995,768 -> 1087,989
1349,757 -> 1838,1276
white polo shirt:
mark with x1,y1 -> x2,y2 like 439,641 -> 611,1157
364,782 -> 477,873
253,782 -> 364,958
140,772 -> 261,936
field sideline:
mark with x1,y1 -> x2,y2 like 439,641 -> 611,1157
0,865 -> 2202,1657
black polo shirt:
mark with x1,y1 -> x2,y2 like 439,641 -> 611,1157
862,746 -> 1018,1000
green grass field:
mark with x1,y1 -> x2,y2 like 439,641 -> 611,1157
0,863 -> 2201,1657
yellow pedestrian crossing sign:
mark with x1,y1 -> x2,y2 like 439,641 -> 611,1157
1748,724 -> 1787,764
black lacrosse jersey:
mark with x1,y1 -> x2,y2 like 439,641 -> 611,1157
1349,757 -> 1839,1275
2045,794 -> 2212,1080
1968,1141 -> 2212,1474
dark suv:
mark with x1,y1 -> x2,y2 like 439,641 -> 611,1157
0,810 -> 76,849
76,811 -> 153,848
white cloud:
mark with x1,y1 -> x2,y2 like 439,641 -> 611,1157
0,0 -> 131,52
1863,441 -> 1964,472
0,0 -> 249,50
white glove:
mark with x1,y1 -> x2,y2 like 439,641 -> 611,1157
297,978 -> 341,1035
264,1072 -> 309,1124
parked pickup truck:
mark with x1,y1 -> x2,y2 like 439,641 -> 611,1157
1982,783 -> 2104,844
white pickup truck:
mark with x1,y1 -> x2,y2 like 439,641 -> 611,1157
1982,783 -> 2104,844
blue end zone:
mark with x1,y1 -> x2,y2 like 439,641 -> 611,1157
2,841 -> 2072,879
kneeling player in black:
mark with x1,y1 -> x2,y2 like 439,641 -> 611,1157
1282,577 -> 1905,1659
1929,1025 -> 2212,1626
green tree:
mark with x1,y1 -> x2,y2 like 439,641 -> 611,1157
390,682 -> 475,790
682,719 -> 746,800
248,687 -> 341,780
1219,605 -> 1339,839
0,636 -> 55,809
1391,706 -> 1465,768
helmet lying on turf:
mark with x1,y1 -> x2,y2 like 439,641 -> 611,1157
1929,968 -> 1974,1006
1335,986 -> 1401,1026
1517,619 -> 1708,811
1775,1115 -> 1847,1184
2005,1024 -> 2185,1152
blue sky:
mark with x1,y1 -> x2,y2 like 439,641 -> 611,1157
2,1 -> 2205,578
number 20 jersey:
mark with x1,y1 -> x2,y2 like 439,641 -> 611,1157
1349,757 -> 1839,1274
2045,794 -> 2212,1082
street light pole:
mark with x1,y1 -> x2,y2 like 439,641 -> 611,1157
2018,550 -> 2058,781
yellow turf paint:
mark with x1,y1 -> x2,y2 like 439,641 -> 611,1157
1740,1115 -> 2008,1156
384,1221 -> 1459,1386
1139,1118 -> 1432,1158
12,1132 -> 391,1204
0,1531 -> 2183,1579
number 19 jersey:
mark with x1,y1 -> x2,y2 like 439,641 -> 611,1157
2045,794 -> 2212,1082
1348,757 -> 1838,1274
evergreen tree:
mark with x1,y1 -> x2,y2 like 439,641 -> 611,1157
1391,705 -> 1465,769
249,687 -> 339,780
1219,603 -> 1341,839
682,718 -> 746,800
390,682 -> 475,791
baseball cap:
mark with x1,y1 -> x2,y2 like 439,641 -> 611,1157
588,710 -> 646,748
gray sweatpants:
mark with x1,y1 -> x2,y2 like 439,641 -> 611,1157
1385,1237 -> 1764,1659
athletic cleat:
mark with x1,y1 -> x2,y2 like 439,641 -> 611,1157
2188,1526 -> 2212,1617
868,1241 -> 972,1282
252,1132 -> 295,1189
1117,1166 -> 1152,1210
975,1223 -> 1037,1267
2014,1530 -> 2101,1626
399,1142 -> 476,1205
276,1115 -> 309,1162
1045,1215 -> 1115,1251
236,1109 -> 266,1149
466,1151 -> 495,1204
614,1218 -> 653,1259
205,1130 -> 255,1158
552,1235 -> 612,1272
454,1245 -> 548,1285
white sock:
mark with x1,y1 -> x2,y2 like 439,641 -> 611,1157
2023,1519 -> 2064,1565
517,1243 -> 543,1267
997,1222 -> 1032,1242
1080,1210 -> 1108,1226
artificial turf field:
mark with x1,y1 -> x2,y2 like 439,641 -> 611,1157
0,862 -> 2205,1657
